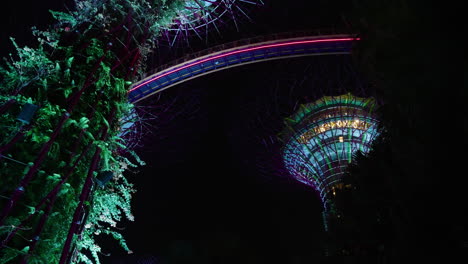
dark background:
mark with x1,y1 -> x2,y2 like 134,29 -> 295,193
1,0 -> 458,263
0,1 -> 339,262
119,1 -> 348,261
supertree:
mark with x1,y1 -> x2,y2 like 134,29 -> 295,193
0,0 -> 264,263
281,94 -> 379,212
220,54 -> 382,256
280,93 -> 380,254
157,0 -> 264,47
274,63 -> 381,255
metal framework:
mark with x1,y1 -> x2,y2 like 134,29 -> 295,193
159,0 -> 264,46
130,32 -> 359,103
281,94 -> 379,210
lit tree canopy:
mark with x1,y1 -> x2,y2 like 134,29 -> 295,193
0,1 -> 220,263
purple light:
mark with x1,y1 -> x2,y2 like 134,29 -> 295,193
129,37 -> 359,93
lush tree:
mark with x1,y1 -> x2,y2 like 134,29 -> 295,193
0,1 -> 204,263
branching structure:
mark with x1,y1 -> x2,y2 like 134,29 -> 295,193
0,1 -> 224,263
221,55 -> 381,256
158,0 -> 264,47
230,55 -> 377,181
281,94 -> 379,213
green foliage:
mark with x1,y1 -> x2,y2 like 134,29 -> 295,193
0,247 -> 26,264
49,10 -> 79,29
0,0 -> 201,263
31,26 -> 60,49
25,102 -> 65,145
0,38 -> 56,95
76,168 -> 136,264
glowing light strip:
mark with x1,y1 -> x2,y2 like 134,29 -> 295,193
129,37 -> 359,93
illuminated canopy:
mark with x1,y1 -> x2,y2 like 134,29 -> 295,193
162,0 -> 225,31
282,94 -> 379,207
159,0 -> 263,45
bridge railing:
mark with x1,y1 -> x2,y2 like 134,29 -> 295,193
141,28 -> 351,79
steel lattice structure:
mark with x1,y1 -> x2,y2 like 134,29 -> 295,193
281,94 -> 379,211
159,0 -> 264,46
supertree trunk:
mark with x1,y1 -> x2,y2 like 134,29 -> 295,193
1,0 -> 263,262
0,1 -> 192,263
59,107 -> 116,264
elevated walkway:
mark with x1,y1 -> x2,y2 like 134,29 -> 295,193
129,31 -> 359,103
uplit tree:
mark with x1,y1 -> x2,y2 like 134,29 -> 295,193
0,1 -> 213,263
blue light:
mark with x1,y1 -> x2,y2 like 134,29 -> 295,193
282,94 -> 379,205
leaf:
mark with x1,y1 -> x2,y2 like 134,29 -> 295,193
78,117 -> 89,129
85,131 -> 95,141
46,173 -> 61,183
66,57 -> 74,68
64,69 -> 70,80
59,188 -> 69,196
64,118 -> 77,129
26,206 -> 35,215
20,246 -> 30,254
63,87 -> 72,98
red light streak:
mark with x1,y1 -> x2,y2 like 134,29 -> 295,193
129,37 -> 359,93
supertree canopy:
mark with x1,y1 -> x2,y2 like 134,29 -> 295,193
162,0 -> 237,31
159,0 -> 263,46
282,93 -> 379,211
0,0 -> 257,263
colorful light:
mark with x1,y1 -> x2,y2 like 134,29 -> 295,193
162,0 -> 222,31
159,0 -> 264,46
130,37 -> 359,93
281,94 -> 379,209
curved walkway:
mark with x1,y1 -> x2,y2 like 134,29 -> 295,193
129,32 -> 359,103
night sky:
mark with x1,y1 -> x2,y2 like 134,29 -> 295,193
118,1 -> 350,259
0,1 -> 400,263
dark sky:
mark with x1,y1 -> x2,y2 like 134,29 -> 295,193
0,1 -> 357,263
